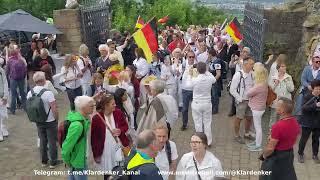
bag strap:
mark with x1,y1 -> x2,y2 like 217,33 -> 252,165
165,141 -> 172,165
193,156 -> 202,180
295,96 -> 316,115
95,112 -> 120,144
236,71 -> 244,93
37,88 -> 51,118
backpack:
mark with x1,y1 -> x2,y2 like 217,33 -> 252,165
58,120 -> 84,148
26,89 -> 50,123
10,58 -> 27,80
236,71 -> 245,94
110,149 -> 153,180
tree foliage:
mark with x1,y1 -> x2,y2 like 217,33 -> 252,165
0,0 -> 65,20
0,0 -> 227,32
111,0 -> 228,32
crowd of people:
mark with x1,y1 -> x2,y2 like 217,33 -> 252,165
0,23 -> 320,180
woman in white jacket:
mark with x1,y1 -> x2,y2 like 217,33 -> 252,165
268,61 -> 294,129
176,133 -> 224,180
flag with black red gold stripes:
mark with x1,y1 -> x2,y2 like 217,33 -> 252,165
132,17 -> 158,63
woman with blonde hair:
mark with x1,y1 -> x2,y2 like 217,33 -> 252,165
246,63 -> 269,151
77,44 -> 93,96
90,72 -> 105,97
60,54 -> 83,110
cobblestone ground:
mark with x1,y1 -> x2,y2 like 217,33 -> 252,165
0,89 -> 319,180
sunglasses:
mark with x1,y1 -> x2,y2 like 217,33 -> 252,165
188,56 -> 195,58
315,61 -> 320,64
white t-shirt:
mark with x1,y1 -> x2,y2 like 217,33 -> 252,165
27,86 -> 56,122
77,57 -> 92,85
155,140 -> 178,180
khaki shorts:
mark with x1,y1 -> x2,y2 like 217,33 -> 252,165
236,101 -> 252,119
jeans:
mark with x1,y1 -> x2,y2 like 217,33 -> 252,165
252,110 -> 265,147
211,84 -> 221,114
10,79 -> 26,113
182,89 -> 193,127
298,127 -> 320,156
36,120 -> 58,165
81,84 -> 92,96
66,87 -> 83,111
68,167 -> 88,180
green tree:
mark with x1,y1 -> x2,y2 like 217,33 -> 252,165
0,0 -> 65,20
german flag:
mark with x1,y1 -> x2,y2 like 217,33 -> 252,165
135,15 -> 145,29
133,17 -> 158,63
225,17 -> 243,44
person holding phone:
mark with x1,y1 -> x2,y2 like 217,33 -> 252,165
61,55 -> 83,110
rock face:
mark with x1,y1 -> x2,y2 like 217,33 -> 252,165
261,0 -> 320,84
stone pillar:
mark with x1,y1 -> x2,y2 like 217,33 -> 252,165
53,9 -> 82,55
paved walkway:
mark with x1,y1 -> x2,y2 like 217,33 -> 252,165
0,89 -> 319,180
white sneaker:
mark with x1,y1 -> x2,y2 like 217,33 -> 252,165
0,134 -> 3,142
2,128 -> 8,137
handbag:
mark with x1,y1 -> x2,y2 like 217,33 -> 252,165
266,86 -> 277,106
96,113 -> 131,158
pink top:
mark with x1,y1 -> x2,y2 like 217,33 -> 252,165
247,84 -> 268,111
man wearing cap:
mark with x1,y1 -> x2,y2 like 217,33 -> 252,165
107,40 -> 125,67
137,79 -> 178,137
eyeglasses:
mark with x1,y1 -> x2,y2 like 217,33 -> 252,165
190,141 -> 202,145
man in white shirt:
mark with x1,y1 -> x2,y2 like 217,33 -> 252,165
181,51 -> 196,131
189,62 -> 216,146
154,121 -> 178,180
196,41 -> 208,63
229,58 -> 255,144
27,71 -> 59,168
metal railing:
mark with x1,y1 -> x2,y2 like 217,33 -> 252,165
243,3 -> 267,62
79,0 -> 110,58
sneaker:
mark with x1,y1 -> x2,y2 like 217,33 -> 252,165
234,136 -> 245,144
41,163 -> 48,167
0,134 -> 3,142
244,134 -> 255,141
49,160 -> 63,169
246,141 -> 256,148
2,128 -> 9,137
248,145 -> 262,152
312,155 -> 320,164
298,155 -> 304,163
180,126 -> 187,131
228,112 -> 236,117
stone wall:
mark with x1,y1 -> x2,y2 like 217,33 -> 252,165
53,9 -> 83,55
263,9 -> 307,61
